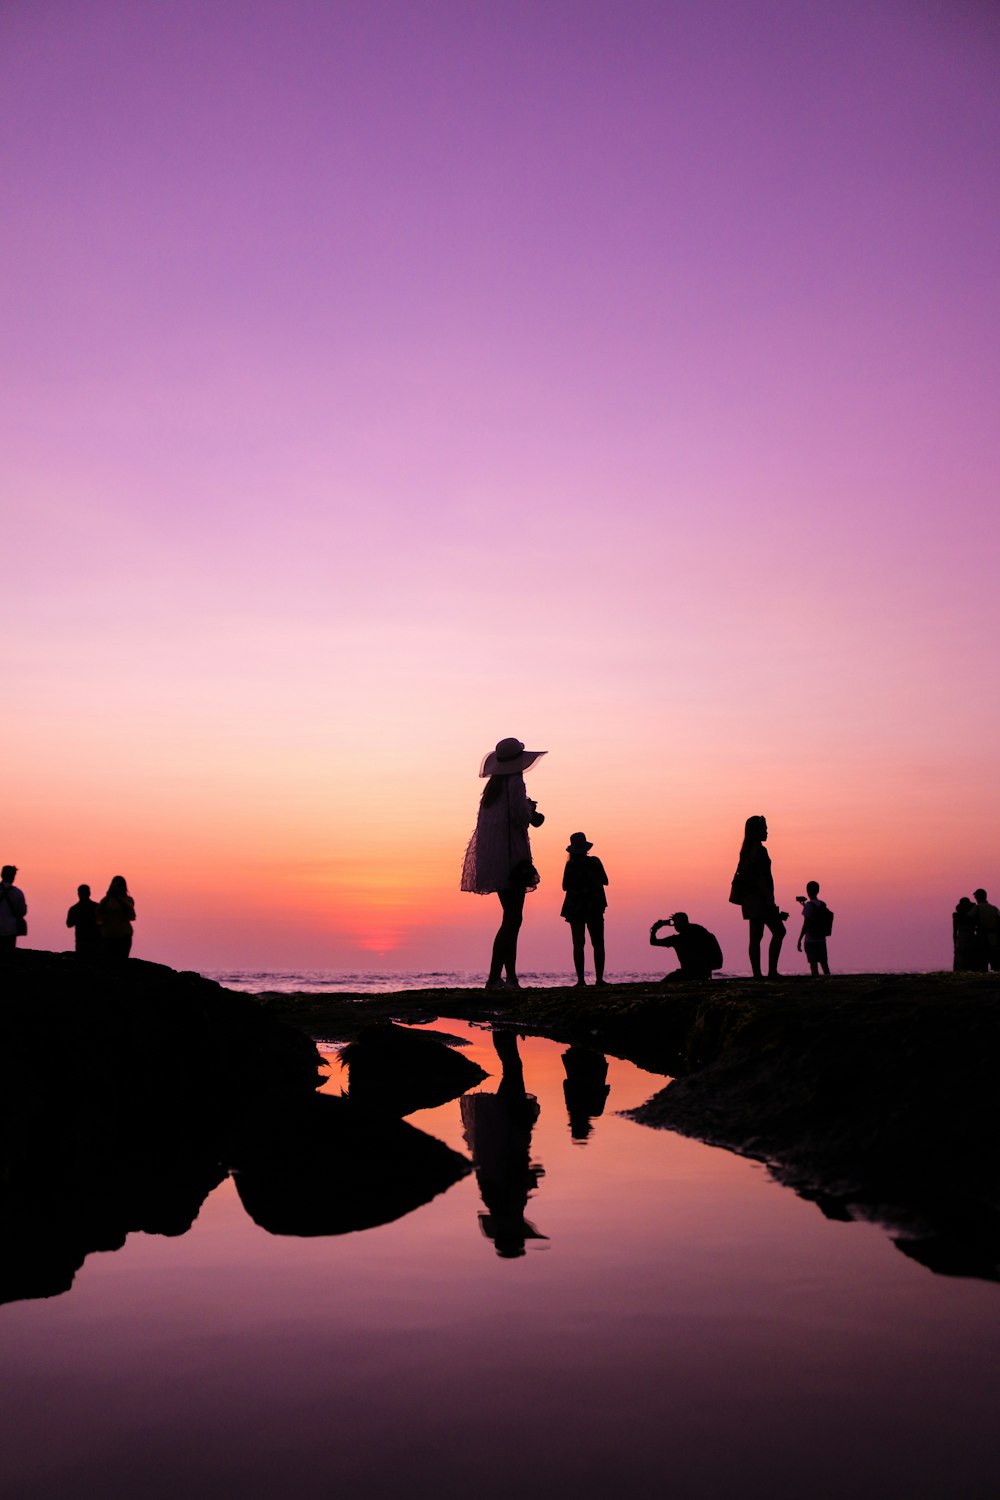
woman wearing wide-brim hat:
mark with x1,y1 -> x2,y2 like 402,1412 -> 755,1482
461,737 -> 547,989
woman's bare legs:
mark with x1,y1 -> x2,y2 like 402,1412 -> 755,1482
488,888 -> 526,986
748,911 -> 785,978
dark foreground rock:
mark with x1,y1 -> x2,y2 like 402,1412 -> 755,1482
338,1022 -> 488,1116
624,976 -> 1000,1280
0,951 -> 472,1303
261,971 -> 1000,1279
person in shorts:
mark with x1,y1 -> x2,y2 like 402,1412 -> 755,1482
797,881 -> 832,976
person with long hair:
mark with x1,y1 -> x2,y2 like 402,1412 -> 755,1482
730,815 -> 786,979
461,736 -> 546,989
99,875 -> 136,960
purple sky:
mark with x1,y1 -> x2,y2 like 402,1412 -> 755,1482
3,1 -> 999,973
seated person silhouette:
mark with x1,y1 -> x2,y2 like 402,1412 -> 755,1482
650,911 -> 722,982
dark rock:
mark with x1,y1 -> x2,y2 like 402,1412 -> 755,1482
0,949 -> 326,1303
338,1022 -> 488,1116
232,1092 -> 472,1235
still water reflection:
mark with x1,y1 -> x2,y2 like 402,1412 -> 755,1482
2,1023 -> 999,1499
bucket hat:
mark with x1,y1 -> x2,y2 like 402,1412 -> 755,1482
566,832 -> 593,852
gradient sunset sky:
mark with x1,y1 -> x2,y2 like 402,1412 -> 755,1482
4,0 -> 999,975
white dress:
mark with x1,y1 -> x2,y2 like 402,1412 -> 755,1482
460,775 -> 534,894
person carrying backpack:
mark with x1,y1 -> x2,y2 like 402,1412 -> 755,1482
797,881 -> 833,976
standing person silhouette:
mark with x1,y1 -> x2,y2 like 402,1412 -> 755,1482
461,737 -> 546,990
99,875 -> 136,960
66,883 -> 101,957
796,880 -> 832,976
560,832 -> 608,987
730,815 -> 786,979
0,865 -> 27,956
972,889 -> 1000,972
952,896 -> 984,971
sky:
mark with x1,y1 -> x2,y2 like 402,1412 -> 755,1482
3,0 -> 999,975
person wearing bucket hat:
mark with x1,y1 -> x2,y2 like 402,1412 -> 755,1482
560,833 -> 609,986
460,737 -> 547,989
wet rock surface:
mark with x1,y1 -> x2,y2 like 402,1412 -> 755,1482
0,951 -> 327,1302
262,971 -> 1000,1279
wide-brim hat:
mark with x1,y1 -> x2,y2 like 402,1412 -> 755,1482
480,737 -> 547,778
566,832 -> 593,852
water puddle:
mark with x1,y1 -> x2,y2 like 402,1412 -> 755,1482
1,1023 -> 999,1499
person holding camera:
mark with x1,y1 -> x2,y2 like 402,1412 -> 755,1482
797,881 -> 833,976
461,736 -> 547,990
649,911 -> 723,982
560,832 -> 608,986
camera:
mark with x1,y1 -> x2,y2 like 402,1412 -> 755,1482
527,798 -> 545,828
795,895 -> 806,905
650,916 -> 674,931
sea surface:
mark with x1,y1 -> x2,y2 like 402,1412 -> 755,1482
2,1022 -> 998,1499
206,967 -> 674,994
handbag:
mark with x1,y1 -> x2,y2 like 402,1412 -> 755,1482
509,858 -> 540,891
728,868 -> 745,905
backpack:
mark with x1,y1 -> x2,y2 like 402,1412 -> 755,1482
705,931 -> 724,970
808,900 -> 834,938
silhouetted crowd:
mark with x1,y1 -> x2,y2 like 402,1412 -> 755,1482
952,890 -> 1000,972
461,736 -> 998,988
0,867 -> 136,960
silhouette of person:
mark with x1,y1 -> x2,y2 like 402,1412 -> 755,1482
797,880 -> 832,976
972,889 -> 1000,972
730,815 -> 786,979
649,911 -> 722,981
561,1046 -> 610,1142
460,1028 -> 546,1257
560,832 -> 608,986
953,896 -> 985,971
461,737 -> 546,990
0,864 -> 27,955
66,883 -> 101,957
99,875 -> 136,960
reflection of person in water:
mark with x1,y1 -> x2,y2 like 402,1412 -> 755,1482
460,1028 -> 546,1257
561,1046 -> 610,1143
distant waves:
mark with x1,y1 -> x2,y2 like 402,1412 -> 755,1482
204,969 -> 669,995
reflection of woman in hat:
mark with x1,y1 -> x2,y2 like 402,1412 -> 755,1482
560,833 -> 608,986
460,737 -> 547,990
460,1028 -> 546,1257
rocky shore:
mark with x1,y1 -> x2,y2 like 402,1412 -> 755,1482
260,970 -> 1000,1279
4,955 -> 999,1292
0,951 -> 474,1302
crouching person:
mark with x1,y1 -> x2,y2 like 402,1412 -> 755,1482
650,912 -> 723,982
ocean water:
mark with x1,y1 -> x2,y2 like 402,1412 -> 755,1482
205,967 -> 670,995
